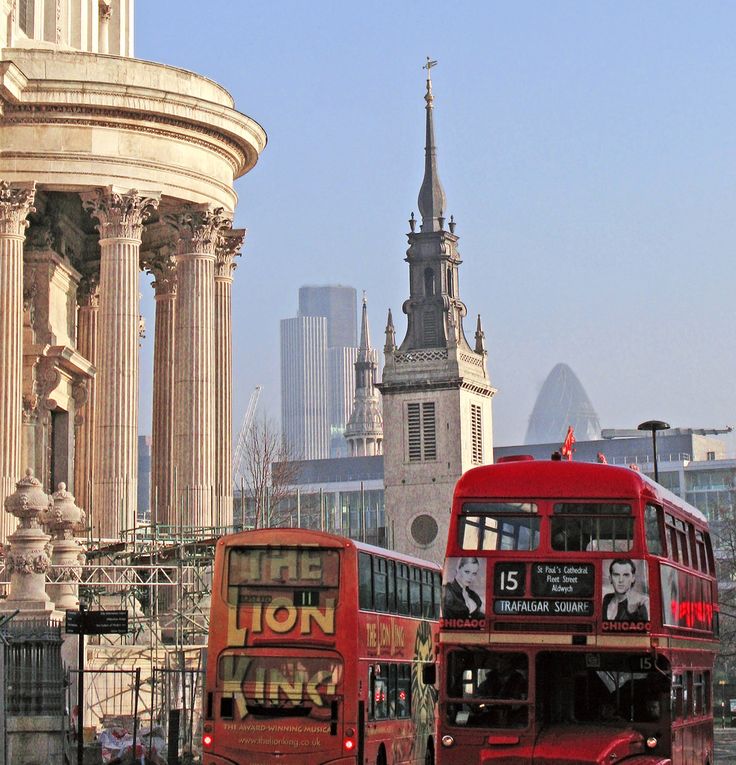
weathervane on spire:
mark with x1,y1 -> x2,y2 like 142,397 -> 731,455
423,57 -> 437,104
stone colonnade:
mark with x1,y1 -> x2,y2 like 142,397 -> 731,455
0,182 -> 245,544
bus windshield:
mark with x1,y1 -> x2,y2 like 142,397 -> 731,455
218,652 -> 343,719
536,652 -> 667,725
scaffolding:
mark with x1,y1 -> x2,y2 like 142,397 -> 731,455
64,520 -> 233,760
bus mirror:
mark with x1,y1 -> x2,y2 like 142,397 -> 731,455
422,663 -> 437,686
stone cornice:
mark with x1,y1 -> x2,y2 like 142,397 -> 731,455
3,106 -> 250,175
0,49 -> 267,175
377,377 -> 495,398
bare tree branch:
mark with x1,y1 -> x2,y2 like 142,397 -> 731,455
241,416 -> 301,528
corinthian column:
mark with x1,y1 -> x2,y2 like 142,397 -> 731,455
166,207 -> 232,530
0,180 -> 36,545
146,248 -> 177,529
73,272 -> 100,520
83,188 -> 160,541
214,228 -> 245,529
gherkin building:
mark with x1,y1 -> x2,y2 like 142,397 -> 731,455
525,363 -> 601,444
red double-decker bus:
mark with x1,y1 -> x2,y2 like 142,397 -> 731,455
202,528 -> 440,765
438,458 -> 719,765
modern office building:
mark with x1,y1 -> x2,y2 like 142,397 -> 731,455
280,316 -> 330,460
281,285 -> 359,459
299,285 -> 357,348
525,362 -> 601,444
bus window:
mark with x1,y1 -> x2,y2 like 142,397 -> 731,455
665,514 -> 690,565
671,674 -> 684,719
551,503 -> 633,552
410,567 -> 422,617
433,571 -> 442,618
388,663 -> 398,718
693,671 -> 705,715
693,530 -> 707,573
459,502 -> 539,551
387,559 -> 397,612
645,504 -> 663,555
397,664 -> 411,717
396,563 -> 410,615
422,569 -> 435,618
373,556 -> 388,612
359,553 -> 373,609
445,650 -> 528,729
374,674 -> 388,719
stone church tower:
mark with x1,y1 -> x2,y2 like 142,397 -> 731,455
379,63 -> 495,563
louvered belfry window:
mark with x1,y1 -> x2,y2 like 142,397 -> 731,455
407,402 -> 437,462
471,403 -> 483,464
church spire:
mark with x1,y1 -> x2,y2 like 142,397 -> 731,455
384,308 -> 396,354
417,57 -> 446,233
358,292 -> 372,363
345,294 -> 383,457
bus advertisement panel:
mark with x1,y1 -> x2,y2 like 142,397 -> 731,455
203,529 -> 439,765
437,459 -> 718,765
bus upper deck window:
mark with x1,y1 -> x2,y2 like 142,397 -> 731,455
459,502 -> 539,551
551,503 -> 633,552
645,505 -> 663,555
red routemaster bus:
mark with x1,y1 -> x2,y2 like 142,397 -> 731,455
202,528 -> 440,765
438,458 -> 719,765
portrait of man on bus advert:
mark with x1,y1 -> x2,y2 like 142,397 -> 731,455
442,557 -> 487,627
601,558 -> 650,630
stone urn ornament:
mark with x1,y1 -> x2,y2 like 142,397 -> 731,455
1,469 -> 54,613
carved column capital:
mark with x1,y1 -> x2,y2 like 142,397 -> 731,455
82,187 -> 160,241
145,248 -> 178,296
215,227 -> 246,279
77,271 -> 101,308
0,180 -> 36,237
98,0 -> 112,21
165,206 -> 233,256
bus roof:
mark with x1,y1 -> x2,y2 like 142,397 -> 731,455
455,459 -> 707,524
216,527 -> 441,570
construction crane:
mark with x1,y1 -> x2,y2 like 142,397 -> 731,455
232,385 -> 262,486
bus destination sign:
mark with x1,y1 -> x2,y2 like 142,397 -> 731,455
493,598 -> 594,616
531,562 -> 594,598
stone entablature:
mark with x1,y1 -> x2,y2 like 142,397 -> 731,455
0,49 -> 267,209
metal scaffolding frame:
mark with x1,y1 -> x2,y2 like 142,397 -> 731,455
68,520 -> 231,759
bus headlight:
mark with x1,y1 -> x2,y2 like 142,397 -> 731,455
441,735 -> 455,747
646,736 -> 658,749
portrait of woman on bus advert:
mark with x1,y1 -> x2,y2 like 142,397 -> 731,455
442,557 -> 487,627
601,558 -> 650,629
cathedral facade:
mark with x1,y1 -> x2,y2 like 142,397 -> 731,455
0,0 -> 266,544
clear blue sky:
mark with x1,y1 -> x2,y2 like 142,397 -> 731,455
135,1 -> 736,448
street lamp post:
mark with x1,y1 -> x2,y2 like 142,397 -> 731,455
637,420 -> 671,483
